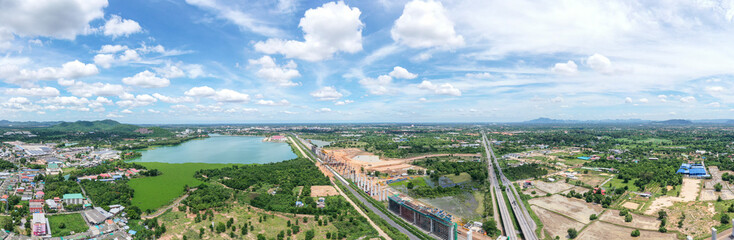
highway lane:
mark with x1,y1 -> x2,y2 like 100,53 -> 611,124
291,134 -> 422,240
482,133 -> 517,240
483,133 -> 539,240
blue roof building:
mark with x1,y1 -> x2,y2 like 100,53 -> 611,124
677,163 -> 709,178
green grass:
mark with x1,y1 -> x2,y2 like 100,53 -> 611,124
446,172 -> 472,183
618,138 -> 672,145
48,213 -> 88,237
388,177 -> 428,188
604,177 -> 640,192
127,162 -> 236,211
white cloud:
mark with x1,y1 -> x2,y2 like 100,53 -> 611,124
551,60 -> 578,75
391,0 -> 464,49
106,113 -> 123,118
185,0 -> 283,37
92,48 -> 146,68
0,60 -> 99,85
335,100 -> 354,105
98,44 -> 129,53
62,80 -> 125,97
310,86 -> 343,101
116,93 -> 158,108
249,56 -> 300,87
465,72 -> 492,79
147,109 -> 161,114
254,1 -> 363,61
185,86 -> 216,97
586,53 -> 613,74
122,70 -> 171,88
359,75 -> 393,95
316,108 -> 332,113
624,97 -> 633,103
639,98 -> 649,103
256,99 -> 290,106
93,54 -> 115,68
185,86 -> 250,103
389,66 -> 418,79
5,87 -> 60,97
680,96 -> 696,103
417,80 -> 461,96
0,0 -> 107,39
155,63 -> 204,79
121,109 -> 133,114
103,15 -> 142,37
550,96 -> 563,103
152,93 -> 194,103
707,102 -> 721,108
658,95 -> 668,102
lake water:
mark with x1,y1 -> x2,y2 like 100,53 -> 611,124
130,135 -> 297,164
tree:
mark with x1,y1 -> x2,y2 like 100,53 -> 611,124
482,219 -> 500,236
715,183 -> 723,192
620,209 -> 629,216
305,230 -> 315,240
625,214 -> 633,222
721,214 -> 729,224
631,229 -> 640,237
657,210 -> 667,220
216,222 -> 226,233
407,181 -> 414,190
567,228 -> 578,239
589,214 -> 598,221
127,206 -> 142,220
58,222 -> 66,229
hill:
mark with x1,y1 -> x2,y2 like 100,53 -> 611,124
653,119 -> 692,125
48,120 -> 173,137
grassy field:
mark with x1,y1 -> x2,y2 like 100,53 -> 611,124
388,177 -> 428,188
159,204 -> 342,240
128,162 -> 236,211
48,213 -> 88,237
446,172 -> 472,183
604,177 -> 640,192
618,138 -> 672,145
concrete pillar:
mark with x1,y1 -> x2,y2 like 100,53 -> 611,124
466,230 -> 472,240
712,227 -> 717,240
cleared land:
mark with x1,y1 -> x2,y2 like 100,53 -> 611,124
529,194 -> 603,224
48,213 -> 89,237
128,162 -> 236,211
531,205 -> 584,240
310,185 -> 339,197
599,209 -> 660,231
531,180 -> 574,194
622,202 -> 640,210
645,178 -> 700,215
577,221 -> 676,240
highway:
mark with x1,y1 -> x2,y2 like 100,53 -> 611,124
291,134 -> 422,240
482,132 -> 539,240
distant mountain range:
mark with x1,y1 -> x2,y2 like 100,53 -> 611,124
1,120 -> 173,137
523,118 -> 726,125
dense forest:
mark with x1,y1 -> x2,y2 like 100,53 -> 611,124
183,184 -> 232,212
413,158 -> 487,183
42,175 -> 83,199
585,159 -> 683,187
502,163 -> 549,181
81,180 -> 135,209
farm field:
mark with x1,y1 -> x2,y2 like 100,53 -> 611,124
445,172 -> 472,183
529,194 -> 603,224
531,205 -> 584,240
48,213 -> 89,237
577,221 -> 676,240
604,177 -> 640,192
531,180 -> 574,194
599,209 -> 660,231
128,162 -> 237,211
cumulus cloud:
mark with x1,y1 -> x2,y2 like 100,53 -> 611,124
0,0 -> 107,39
389,66 -> 417,79
62,80 -> 125,97
680,96 -> 696,103
98,44 -> 129,53
335,100 -> 354,105
417,80 -> 461,96
359,75 -> 393,95
103,15 -> 142,38
316,107 -> 332,112
624,97 -> 633,103
551,60 -> 578,75
0,60 -> 99,85
254,1 -> 364,61
707,102 -> 721,108
256,99 -> 290,106
116,93 -> 158,108
122,70 -> 171,88
658,95 -> 668,102
639,98 -> 649,103
391,0 -> 464,49
587,53 -> 613,74
94,49 -> 141,68
4,87 -> 60,97
310,86 -> 343,101
184,86 -> 250,103
249,56 -> 300,87
155,63 -> 204,79
152,93 -> 194,103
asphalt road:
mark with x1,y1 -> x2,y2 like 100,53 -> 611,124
483,133 -> 539,240
291,134 -> 422,240
482,133 -> 518,240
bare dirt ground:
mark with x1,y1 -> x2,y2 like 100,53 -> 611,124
622,202 -> 640,210
645,178 -> 701,215
665,201 -> 718,238
599,209 -> 661,231
531,205 -> 584,240
579,174 -> 610,187
561,186 -> 590,195
577,221 -> 676,240
531,180 -> 574,194
391,153 -> 481,163
702,166 -> 734,200
529,194 -> 603,224
325,148 -> 423,175
310,185 -> 339,197
523,187 -> 547,197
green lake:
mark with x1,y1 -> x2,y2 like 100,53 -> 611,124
130,135 -> 297,164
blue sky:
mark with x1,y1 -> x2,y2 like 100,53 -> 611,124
2,0 -> 734,123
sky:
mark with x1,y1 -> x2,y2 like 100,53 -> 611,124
2,0 -> 734,123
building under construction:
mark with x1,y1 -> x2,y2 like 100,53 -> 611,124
388,196 -> 457,240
